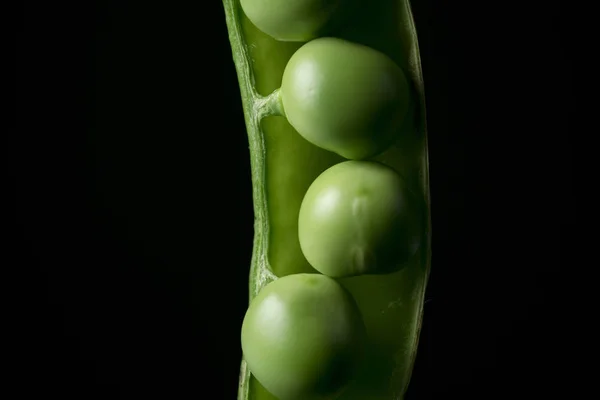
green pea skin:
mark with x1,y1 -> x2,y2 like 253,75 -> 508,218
240,0 -> 354,42
241,273 -> 367,400
280,37 -> 410,160
298,161 -> 423,278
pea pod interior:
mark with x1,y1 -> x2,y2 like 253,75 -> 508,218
222,0 -> 431,398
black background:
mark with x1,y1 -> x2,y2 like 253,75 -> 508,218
13,1 -> 579,399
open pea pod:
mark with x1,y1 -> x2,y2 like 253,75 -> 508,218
222,1 -> 431,399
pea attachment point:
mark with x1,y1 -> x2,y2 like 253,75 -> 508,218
256,88 -> 285,119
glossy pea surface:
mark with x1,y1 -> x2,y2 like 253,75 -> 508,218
241,273 -> 367,400
298,161 -> 422,277
281,37 -> 410,160
240,0 -> 353,42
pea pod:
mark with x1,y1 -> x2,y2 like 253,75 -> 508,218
222,0 -> 431,399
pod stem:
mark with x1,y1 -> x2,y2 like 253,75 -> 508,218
222,0 -> 277,297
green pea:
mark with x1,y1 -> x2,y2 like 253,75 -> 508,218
281,37 -> 410,160
241,273 -> 367,400
299,161 -> 422,278
239,0 -> 354,42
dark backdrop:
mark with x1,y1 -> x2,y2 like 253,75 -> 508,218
13,1 -> 579,399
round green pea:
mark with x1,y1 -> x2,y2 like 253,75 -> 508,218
241,273 -> 366,400
240,0 -> 353,42
298,161 -> 423,277
281,37 -> 411,160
